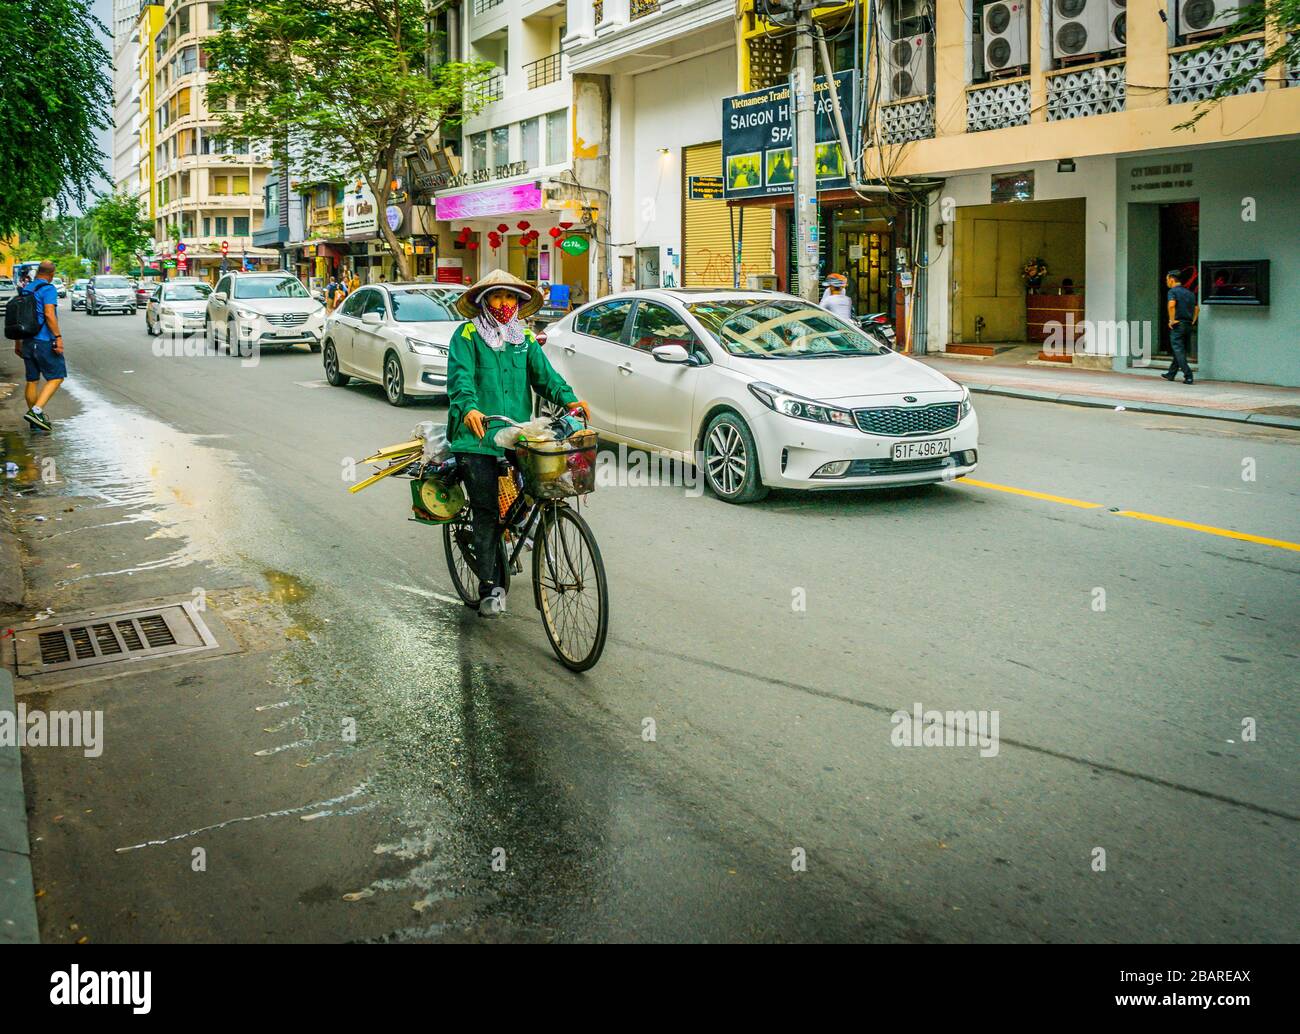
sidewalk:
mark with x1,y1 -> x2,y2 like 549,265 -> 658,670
0,668 -> 39,943
919,350 -> 1300,430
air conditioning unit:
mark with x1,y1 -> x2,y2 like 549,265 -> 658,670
1178,0 -> 1253,34
984,2 -> 1030,74
890,0 -> 928,36
1109,0 -> 1127,49
885,32 -> 933,101
1053,0 -> 1110,60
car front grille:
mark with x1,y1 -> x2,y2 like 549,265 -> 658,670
846,451 -> 977,477
854,402 -> 960,436
264,312 -> 308,327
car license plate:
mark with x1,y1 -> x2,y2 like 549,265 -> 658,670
892,438 -> 951,461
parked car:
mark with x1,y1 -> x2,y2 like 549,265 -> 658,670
86,274 -> 137,315
539,290 -> 979,503
322,283 -> 467,405
0,279 -> 17,305
53,276 -> 67,298
206,272 -> 325,354
145,279 -> 212,336
70,278 -> 89,310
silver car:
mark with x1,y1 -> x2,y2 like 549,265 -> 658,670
87,274 -> 137,315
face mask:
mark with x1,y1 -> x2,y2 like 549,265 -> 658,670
486,297 -> 518,324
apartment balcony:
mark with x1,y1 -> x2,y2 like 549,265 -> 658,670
1168,32 -> 1269,105
525,51 -> 564,90
965,76 -> 1031,134
469,0 -> 559,43
1046,59 -> 1126,121
466,70 -> 505,108
877,97 -> 935,144
564,0 -> 735,74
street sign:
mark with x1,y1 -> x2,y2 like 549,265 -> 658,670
688,176 -> 725,201
163,259 -> 177,269
176,242 -> 186,253
559,235 -> 590,257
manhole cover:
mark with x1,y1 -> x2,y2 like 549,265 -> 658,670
11,602 -> 217,674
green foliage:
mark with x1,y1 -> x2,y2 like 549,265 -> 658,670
16,215 -> 94,282
0,1 -> 112,237
1177,0 -> 1300,128
87,193 -> 155,268
205,0 -> 493,277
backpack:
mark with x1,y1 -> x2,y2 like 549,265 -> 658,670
4,285 -> 43,340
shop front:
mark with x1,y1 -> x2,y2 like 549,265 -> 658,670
434,179 -> 593,309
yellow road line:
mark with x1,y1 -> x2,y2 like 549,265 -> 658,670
957,478 -> 1102,510
956,478 -> 1300,553
1114,511 -> 1300,553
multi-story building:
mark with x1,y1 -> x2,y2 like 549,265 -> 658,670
428,0 -> 601,301
565,0 -> 777,293
111,1 -> 142,208
133,4 -> 165,232
143,0 -> 276,280
728,0 -> 1299,387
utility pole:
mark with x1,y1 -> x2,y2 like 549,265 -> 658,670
791,2 -> 819,302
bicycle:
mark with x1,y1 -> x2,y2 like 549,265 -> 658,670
442,413 -> 609,672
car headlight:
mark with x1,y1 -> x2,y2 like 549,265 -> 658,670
959,386 -> 972,420
748,381 -> 855,428
233,306 -> 259,320
406,336 -> 448,358
160,306 -> 176,317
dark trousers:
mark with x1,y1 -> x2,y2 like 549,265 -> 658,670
456,452 -> 504,598
1168,320 -> 1194,380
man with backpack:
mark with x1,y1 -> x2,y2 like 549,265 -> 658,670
5,260 -> 65,431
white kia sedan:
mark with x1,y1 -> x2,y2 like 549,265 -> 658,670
539,290 -> 979,503
206,272 -> 326,354
321,283 -> 467,405
145,279 -> 212,336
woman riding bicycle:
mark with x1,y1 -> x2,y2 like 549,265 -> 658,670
446,269 -> 589,618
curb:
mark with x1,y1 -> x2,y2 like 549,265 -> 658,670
0,668 -> 40,943
962,383 -> 1300,430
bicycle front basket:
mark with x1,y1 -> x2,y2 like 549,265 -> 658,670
517,430 -> 597,500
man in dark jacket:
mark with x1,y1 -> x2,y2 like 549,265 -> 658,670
1162,270 -> 1199,385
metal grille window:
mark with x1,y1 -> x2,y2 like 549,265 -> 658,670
526,52 -> 562,90
631,0 -> 660,19
853,403 -> 960,436
473,0 -> 504,14
546,110 -> 568,165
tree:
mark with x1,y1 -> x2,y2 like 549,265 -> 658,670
87,194 -> 155,273
1177,0 -> 1300,128
205,1 -> 493,280
0,1 -> 111,237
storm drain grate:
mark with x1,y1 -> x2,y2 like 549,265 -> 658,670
16,602 -> 217,674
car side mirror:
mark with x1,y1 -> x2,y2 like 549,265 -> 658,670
214,292 -> 228,302
652,344 -> 691,364
362,311 -> 383,326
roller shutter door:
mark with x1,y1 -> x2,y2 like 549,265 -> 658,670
682,142 -> 774,288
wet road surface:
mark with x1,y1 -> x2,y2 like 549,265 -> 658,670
4,309 -> 1298,942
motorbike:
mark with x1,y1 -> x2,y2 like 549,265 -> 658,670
856,313 -> 896,348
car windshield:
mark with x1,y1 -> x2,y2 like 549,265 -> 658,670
163,284 -> 211,301
686,299 -> 887,358
95,277 -> 131,289
389,289 -> 462,323
234,276 -> 309,300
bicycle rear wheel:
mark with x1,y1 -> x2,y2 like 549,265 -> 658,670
533,504 -> 608,671
443,515 -> 510,607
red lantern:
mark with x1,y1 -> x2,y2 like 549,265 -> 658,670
559,221 -> 573,230
467,241 -> 479,250
497,223 -> 509,233
517,221 -> 530,231
548,227 -> 562,239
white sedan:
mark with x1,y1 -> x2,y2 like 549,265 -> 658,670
145,279 -> 212,336
321,283 -> 467,405
539,289 -> 979,503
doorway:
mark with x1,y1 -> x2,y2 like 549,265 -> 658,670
1156,201 -> 1199,360
829,208 -> 893,316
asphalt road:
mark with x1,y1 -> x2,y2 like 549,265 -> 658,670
7,308 -> 1298,942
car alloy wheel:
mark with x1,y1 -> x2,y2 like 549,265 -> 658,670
703,412 -> 768,504
384,353 -> 407,406
323,342 -> 348,387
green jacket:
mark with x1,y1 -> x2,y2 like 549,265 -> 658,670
446,320 -> 578,457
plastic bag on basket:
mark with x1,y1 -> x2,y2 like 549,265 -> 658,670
411,421 -> 451,465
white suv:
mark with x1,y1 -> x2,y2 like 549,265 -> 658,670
206,272 -> 326,355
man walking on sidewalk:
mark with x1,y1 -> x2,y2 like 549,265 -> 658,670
15,260 -> 65,431
1162,269 -> 1198,385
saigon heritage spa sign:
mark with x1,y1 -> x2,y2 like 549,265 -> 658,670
435,182 -> 544,221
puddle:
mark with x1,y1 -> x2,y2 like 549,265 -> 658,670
1,429 -> 41,487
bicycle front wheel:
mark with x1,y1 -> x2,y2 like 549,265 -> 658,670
533,504 -> 608,671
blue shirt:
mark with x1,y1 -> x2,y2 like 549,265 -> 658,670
1167,285 -> 1196,322
30,280 -> 58,341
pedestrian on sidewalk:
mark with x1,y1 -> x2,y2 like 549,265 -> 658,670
1162,270 -> 1198,385
820,273 -> 853,321
446,269 -> 588,618
14,260 -> 65,432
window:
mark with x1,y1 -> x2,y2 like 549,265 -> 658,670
163,284 -> 211,301
203,217 -> 211,236
216,276 -> 231,296
686,300 -> 886,358
234,276 -> 309,300
233,216 -> 249,236
213,216 -> 228,235
491,125 -> 510,167
389,289 -> 461,322
521,118 -> 540,168
629,302 -> 700,354
265,183 -> 279,222
546,109 -> 567,165
340,290 -> 368,317
362,291 -> 388,318
209,3 -> 225,31
575,300 -> 633,343
470,132 -> 487,172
